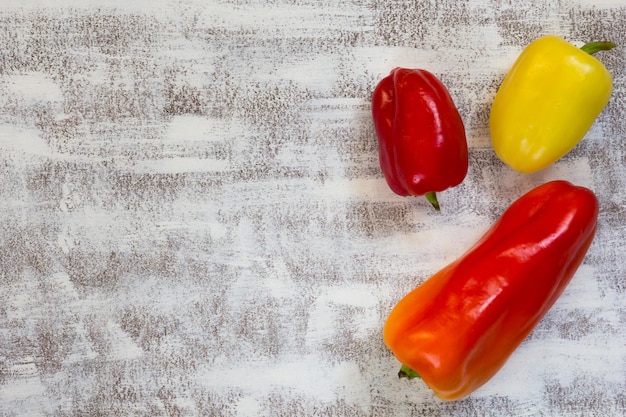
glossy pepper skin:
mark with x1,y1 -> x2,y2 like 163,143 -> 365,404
383,180 -> 598,401
490,35 -> 615,173
372,68 -> 468,210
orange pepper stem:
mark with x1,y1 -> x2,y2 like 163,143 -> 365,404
398,364 -> 421,379
425,192 -> 440,211
580,41 -> 616,55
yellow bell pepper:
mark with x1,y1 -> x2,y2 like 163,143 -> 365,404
490,35 -> 615,173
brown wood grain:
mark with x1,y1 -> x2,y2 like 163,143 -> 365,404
0,1 -> 625,416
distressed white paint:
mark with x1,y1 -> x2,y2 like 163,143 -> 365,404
0,1 -> 625,416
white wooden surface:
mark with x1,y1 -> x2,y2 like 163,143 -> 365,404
0,1 -> 625,416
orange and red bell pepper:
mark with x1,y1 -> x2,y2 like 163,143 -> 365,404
371,68 -> 468,210
383,180 -> 598,401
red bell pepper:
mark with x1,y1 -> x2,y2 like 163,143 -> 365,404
371,68 -> 468,210
383,180 -> 598,400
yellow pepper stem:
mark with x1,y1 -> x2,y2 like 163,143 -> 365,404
580,41 -> 616,55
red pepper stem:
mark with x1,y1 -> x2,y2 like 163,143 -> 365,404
425,192 -> 440,211
580,41 -> 616,55
398,364 -> 421,379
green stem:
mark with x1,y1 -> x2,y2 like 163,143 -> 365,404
425,192 -> 440,211
580,41 -> 616,55
398,364 -> 421,379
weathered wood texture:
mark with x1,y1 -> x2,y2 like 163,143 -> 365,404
0,1 -> 625,416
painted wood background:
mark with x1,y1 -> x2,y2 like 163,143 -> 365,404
0,0 -> 625,416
